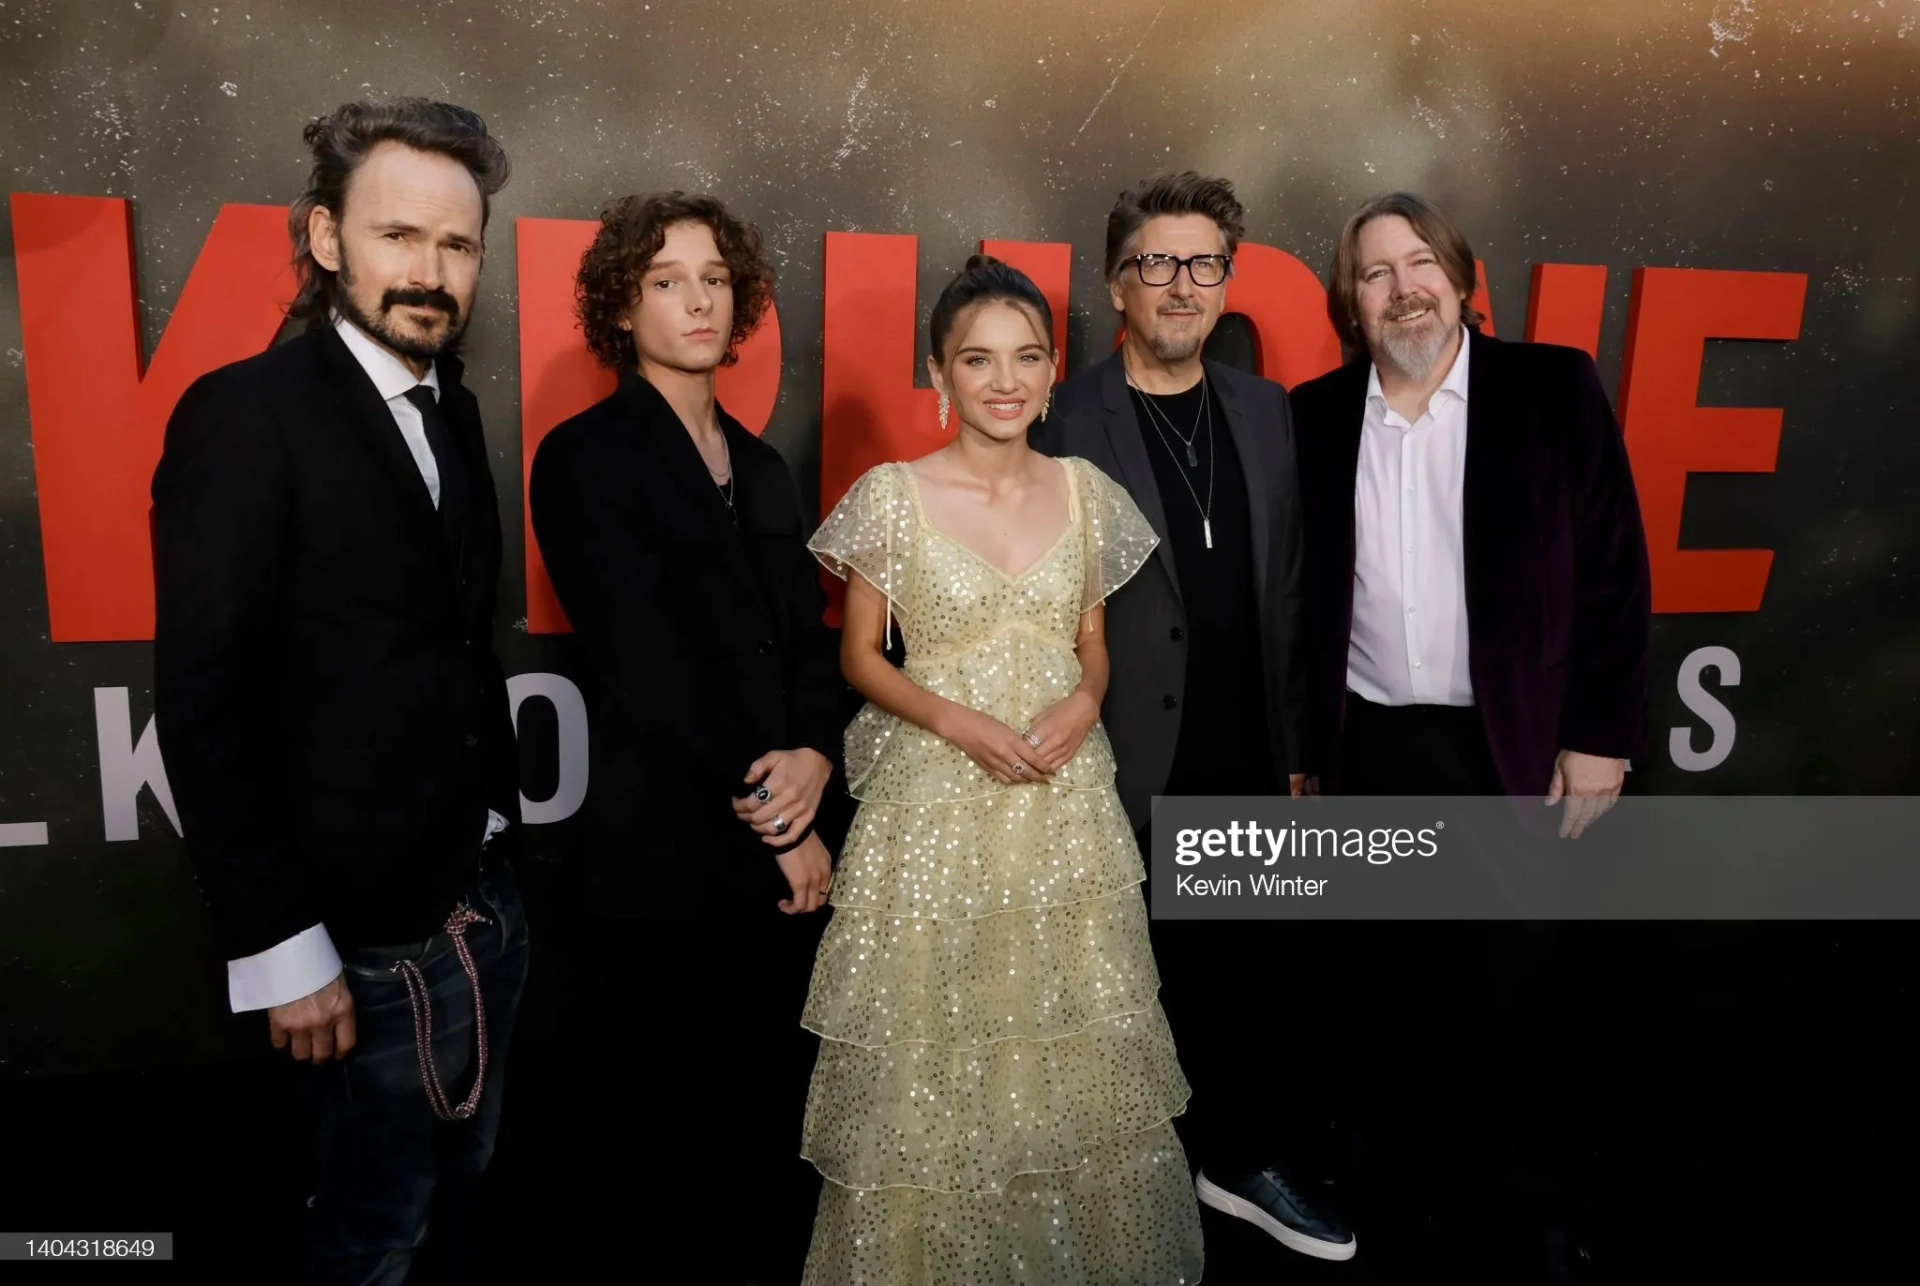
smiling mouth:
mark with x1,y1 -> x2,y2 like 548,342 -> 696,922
983,400 -> 1025,415
1387,307 -> 1433,323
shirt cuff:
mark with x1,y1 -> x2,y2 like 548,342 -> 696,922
226,923 -> 342,1013
483,809 -> 508,846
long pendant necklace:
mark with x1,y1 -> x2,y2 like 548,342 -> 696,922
1128,374 -> 1217,549
709,430 -> 736,523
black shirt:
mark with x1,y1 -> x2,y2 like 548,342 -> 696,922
1129,377 -> 1277,796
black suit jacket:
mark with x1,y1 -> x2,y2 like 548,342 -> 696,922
528,372 -> 851,913
151,325 -> 520,959
1289,330 -> 1653,796
1032,349 -> 1310,828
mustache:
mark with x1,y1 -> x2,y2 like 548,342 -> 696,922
1383,293 -> 1441,322
1157,293 -> 1203,315
382,286 -> 460,320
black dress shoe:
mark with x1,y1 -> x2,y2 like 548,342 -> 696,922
1195,1166 -> 1357,1261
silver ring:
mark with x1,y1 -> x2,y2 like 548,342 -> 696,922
772,815 -> 789,834
754,785 -> 771,803
1013,762 -> 1027,775
1023,731 -> 1041,749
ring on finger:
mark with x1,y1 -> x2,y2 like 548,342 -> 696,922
1013,761 -> 1027,776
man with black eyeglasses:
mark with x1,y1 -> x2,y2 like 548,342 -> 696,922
1033,172 -> 1348,1264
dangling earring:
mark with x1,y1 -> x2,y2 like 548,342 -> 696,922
937,390 -> 950,430
1040,391 -> 1051,422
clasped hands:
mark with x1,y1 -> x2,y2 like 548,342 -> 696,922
735,747 -> 835,915
949,691 -> 1100,786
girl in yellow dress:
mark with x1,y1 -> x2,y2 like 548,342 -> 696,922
800,254 -> 1205,1285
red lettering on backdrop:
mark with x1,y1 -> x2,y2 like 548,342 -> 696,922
6,192 -> 1811,633
1525,263 -> 1608,357
10,195 -> 292,642
817,233 -> 1070,622
1214,243 -> 1347,386
1617,267 -> 1806,613
514,216 -> 783,633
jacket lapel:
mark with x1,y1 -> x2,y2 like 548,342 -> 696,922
1206,361 -> 1270,608
437,352 -> 493,507
1097,351 -> 1183,606
1328,361 -> 1370,636
725,423 -> 791,630
311,327 -> 444,548
1460,330 -> 1516,664
618,372 -> 777,635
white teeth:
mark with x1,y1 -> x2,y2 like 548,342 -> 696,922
1392,308 -> 1430,322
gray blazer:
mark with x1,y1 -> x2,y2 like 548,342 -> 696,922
1032,348 -> 1310,829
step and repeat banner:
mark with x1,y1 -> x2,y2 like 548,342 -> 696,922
2,1 -> 1914,1075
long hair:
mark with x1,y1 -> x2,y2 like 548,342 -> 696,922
927,254 -> 1055,364
285,98 -> 511,328
1325,192 -> 1484,356
573,191 -> 775,369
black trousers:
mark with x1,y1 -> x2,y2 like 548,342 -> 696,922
1140,757 -> 1309,1180
562,904 -> 825,1283
1333,693 -> 1590,1238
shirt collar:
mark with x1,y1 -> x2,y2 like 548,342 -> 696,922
1365,324 -> 1472,414
333,312 -> 439,404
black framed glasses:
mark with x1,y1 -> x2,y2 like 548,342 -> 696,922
1127,253 -> 1233,287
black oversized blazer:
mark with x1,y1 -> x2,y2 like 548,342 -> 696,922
528,371 -> 851,912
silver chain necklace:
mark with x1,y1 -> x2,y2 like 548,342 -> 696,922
1128,373 -> 1217,549
708,430 -> 736,519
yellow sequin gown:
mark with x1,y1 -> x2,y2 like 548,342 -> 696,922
800,455 -> 1205,1285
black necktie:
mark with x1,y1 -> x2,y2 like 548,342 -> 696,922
402,385 -> 470,552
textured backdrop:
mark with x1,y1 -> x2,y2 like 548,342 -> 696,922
1,0 -> 1915,1076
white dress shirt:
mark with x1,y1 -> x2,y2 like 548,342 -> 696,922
224,316 -> 507,1013
1346,326 -> 1475,708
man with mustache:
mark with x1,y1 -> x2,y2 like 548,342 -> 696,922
1289,192 -> 1652,1279
152,98 -> 526,1284
1033,172 -> 1352,1264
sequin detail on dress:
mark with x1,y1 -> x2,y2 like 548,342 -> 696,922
802,457 -> 1204,1286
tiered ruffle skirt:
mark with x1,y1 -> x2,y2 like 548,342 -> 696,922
800,777 -> 1205,1285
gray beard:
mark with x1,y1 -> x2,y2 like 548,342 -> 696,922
1146,293 -> 1206,362
1376,315 -> 1451,382
1147,329 -> 1203,362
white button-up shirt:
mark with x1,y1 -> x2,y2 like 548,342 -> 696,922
333,312 -> 444,507
1346,327 -> 1475,708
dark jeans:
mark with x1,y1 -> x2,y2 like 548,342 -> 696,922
304,864 -> 530,1286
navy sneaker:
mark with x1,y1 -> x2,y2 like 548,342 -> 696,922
1195,1166 -> 1357,1262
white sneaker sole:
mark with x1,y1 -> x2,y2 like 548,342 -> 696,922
1194,1172 -> 1358,1262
